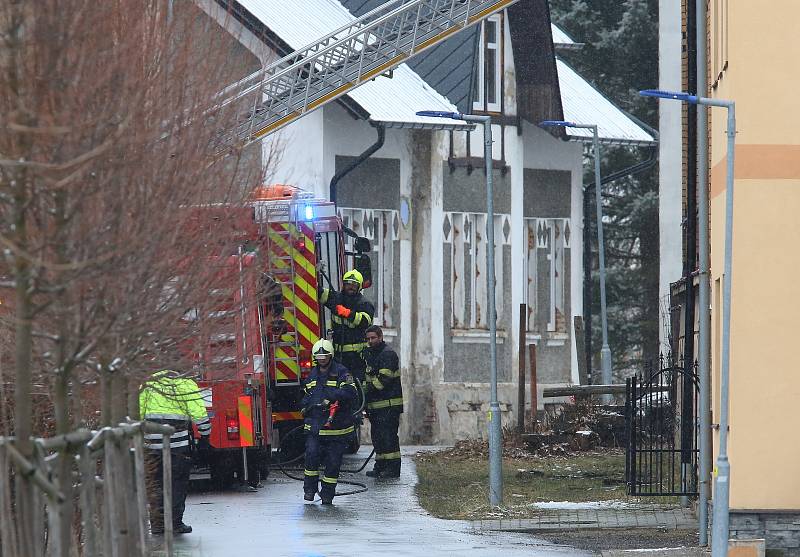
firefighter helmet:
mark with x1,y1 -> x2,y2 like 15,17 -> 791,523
342,269 -> 363,289
312,338 -> 335,360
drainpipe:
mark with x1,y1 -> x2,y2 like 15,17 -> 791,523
696,0 -> 711,544
582,139 -> 658,381
329,123 -> 386,204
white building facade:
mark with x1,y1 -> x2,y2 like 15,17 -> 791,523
202,0 -> 653,443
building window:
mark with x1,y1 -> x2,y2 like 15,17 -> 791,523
337,207 -> 398,328
473,14 -> 502,113
523,217 -> 571,334
444,212 -> 508,330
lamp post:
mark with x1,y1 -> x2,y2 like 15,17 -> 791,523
416,110 -> 502,506
640,89 -> 736,557
540,120 -> 612,392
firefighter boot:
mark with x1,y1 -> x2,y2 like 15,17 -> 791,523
320,482 -> 335,504
377,467 -> 401,479
304,492 -> 315,501
174,523 -> 193,534
366,461 -> 385,477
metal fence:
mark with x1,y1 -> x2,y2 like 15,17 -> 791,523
625,355 -> 699,496
0,421 -> 174,557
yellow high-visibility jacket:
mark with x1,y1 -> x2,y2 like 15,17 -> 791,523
139,370 -> 210,450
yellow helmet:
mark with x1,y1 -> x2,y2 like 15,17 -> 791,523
312,338 -> 335,360
342,269 -> 363,289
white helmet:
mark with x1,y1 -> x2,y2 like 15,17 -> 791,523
312,338 -> 334,360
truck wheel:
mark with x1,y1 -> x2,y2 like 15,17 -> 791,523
276,423 -> 305,463
209,455 -> 235,491
258,447 -> 271,479
346,424 -> 361,454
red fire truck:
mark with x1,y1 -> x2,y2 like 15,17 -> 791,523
187,185 -> 371,487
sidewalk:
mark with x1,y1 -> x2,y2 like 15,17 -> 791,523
471,505 -> 697,532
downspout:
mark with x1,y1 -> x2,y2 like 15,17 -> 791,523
582,137 -> 659,381
329,123 -> 386,204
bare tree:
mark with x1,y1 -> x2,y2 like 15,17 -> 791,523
0,2 -> 277,555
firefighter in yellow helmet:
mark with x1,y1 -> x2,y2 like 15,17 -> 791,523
139,370 -> 211,535
301,339 -> 358,504
319,269 -> 374,383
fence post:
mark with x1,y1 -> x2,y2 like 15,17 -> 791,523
0,443 -> 19,557
78,444 -> 98,557
104,434 -> 121,557
132,431 -> 150,557
118,433 -> 135,557
625,378 -> 631,493
528,344 -> 538,431
517,303 -> 526,432
162,433 -> 173,557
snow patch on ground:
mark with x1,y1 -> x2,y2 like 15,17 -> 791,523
530,500 -> 640,510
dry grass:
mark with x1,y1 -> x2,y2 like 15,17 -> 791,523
414,448 -> 677,520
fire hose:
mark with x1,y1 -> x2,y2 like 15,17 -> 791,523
273,378 -> 374,497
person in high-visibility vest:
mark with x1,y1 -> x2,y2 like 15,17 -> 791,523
320,269 -> 374,383
139,370 -> 211,535
301,339 -> 358,504
362,325 -> 404,478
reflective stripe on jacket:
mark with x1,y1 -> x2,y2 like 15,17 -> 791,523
139,370 -> 210,450
363,342 -> 404,413
320,288 -> 375,352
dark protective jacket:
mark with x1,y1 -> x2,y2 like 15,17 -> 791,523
362,342 -> 404,412
320,288 -> 375,355
301,361 -> 358,436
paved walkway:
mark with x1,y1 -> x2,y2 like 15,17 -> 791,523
160,446 -> 591,557
472,505 -> 697,532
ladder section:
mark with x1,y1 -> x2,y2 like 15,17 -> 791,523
218,0 -> 518,148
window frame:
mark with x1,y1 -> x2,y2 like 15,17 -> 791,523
472,14 -> 503,113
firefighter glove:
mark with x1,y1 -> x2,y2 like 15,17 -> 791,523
198,437 -> 211,450
335,304 -> 352,318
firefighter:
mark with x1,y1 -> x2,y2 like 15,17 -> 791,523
139,370 -> 212,535
320,269 -> 374,382
362,325 -> 404,478
301,339 -> 358,504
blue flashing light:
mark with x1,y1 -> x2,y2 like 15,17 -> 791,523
304,205 -> 314,220
539,120 -> 578,128
415,110 -> 462,120
639,89 -> 698,103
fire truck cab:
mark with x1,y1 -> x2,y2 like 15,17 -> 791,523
189,185 -> 371,487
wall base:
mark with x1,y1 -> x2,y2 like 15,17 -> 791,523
727,510 -> 800,555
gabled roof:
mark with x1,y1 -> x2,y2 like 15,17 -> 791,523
344,1 -> 653,146
557,58 -> 655,146
225,0 -> 473,130
551,23 -> 583,51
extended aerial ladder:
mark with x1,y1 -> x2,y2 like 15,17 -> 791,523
217,0 -> 518,150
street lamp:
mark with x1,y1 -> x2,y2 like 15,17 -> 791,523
540,120 -> 612,392
416,110 -> 503,506
640,89 -> 736,557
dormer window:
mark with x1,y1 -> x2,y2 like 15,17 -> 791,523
473,14 -> 502,113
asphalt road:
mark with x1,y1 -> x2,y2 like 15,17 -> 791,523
165,446 -> 590,557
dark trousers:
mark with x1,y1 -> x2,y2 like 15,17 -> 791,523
146,449 -> 192,529
369,408 -> 401,474
303,434 -> 348,501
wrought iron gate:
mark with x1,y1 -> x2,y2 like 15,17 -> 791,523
625,355 -> 699,496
